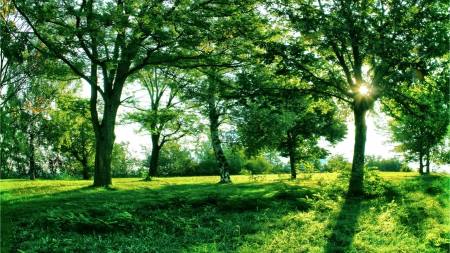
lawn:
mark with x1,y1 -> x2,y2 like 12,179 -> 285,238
1,172 -> 449,253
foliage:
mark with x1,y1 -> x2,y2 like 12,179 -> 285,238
44,93 -> 96,179
269,0 -> 450,195
10,0 -> 264,186
365,155 -> 404,172
234,87 -> 347,178
145,142 -> 197,177
244,155 -> 273,175
111,142 -> 141,178
323,154 -> 352,173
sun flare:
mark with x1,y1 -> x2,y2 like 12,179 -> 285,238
359,85 -> 370,96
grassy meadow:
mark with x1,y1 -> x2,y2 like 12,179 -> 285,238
1,172 -> 449,253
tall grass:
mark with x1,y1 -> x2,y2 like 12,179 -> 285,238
1,172 -> 448,252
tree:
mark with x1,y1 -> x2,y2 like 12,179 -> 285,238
323,154 -> 352,173
235,91 -> 346,178
383,58 -> 449,174
124,67 -> 197,180
44,94 -> 96,179
181,69 -> 237,182
271,0 -> 449,195
365,155 -> 403,172
150,142 -> 197,177
12,0 -> 263,186
111,141 -> 140,177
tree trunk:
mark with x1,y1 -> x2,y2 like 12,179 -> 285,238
208,97 -> 231,183
348,104 -> 368,196
92,96 -> 118,187
425,150 -> 430,174
93,126 -> 115,187
147,134 -> 162,179
419,152 -> 424,174
287,132 -> 297,179
29,132 -> 36,180
82,156 -> 90,180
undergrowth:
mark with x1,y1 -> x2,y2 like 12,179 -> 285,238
1,173 -> 449,253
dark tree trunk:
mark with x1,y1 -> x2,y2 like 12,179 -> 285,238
92,96 -> 118,187
29,132 -> 36,180
93,127 -> 115,187
287,132 -> 297,179
418,152 -> 424,174
348,103 -> 368,196
208,97 -> 231,183
82,156 -> 90,180
147,134 -> 162,180
425,150 -> 430,174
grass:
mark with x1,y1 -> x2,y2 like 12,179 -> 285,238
1,172 -> 449,253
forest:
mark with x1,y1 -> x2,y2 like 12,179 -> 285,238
1,0 -> 449,252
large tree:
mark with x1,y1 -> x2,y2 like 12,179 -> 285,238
271,0 -> 449,195
12,0 -> 262,186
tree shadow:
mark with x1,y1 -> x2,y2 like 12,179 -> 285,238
324,196 -> 362,253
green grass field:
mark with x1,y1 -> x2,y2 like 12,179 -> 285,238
1,172 -> 449,253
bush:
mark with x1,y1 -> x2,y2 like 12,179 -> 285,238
400,164 -> 413,172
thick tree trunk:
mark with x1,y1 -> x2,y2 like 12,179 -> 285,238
93,126 -> 115,187
92,96 -> 118,187
147,134 -> 162,179
29,132 -> 36,180
348,104 -> 368,196
208,97 -> 231,183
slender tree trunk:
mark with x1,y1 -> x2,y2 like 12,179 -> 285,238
147,134 -> 162,179
287,132 -> 297,179
425,150 -> 430,174
348,104 -> 368,196
419,152 -> 424,174
208,97 -> 231,183
29,132 -> 36,180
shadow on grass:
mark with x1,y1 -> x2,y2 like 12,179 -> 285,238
324,196 -> 362,253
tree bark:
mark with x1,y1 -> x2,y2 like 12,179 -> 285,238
82,156 -> 90,180
147,134 -> 162,179
93,125 -> 115,187
287,132 -> 297,179
208,97 -> 231,183
92,93 -> 119,187
348,102 -> 368,196
419,152 -> 424,174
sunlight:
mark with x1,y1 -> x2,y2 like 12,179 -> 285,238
359,85 -> 370,96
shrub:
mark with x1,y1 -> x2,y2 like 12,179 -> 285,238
400,164 -> 413,172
